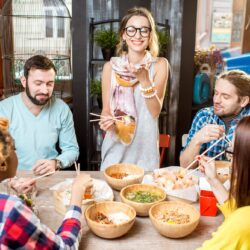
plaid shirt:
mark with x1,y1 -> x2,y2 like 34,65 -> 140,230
183,106 -> 250,159
0,193 -> 82,249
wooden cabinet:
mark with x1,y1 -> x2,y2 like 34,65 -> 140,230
231,0 -> 250,53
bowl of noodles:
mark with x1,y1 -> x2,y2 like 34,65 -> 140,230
149,201 -> 200,238
85,201 -> 136,239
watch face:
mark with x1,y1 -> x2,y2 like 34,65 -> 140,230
56,160 -> 62,169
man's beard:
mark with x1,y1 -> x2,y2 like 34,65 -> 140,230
26,84 -> 51,106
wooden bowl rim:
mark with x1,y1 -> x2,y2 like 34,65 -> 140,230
85,201 -> 136,226
105,163 -> 144,174
120,184 -> 167,205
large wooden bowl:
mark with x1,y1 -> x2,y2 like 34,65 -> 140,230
120,184 -> 166,216
149,201 -> 200,238
85,201 -> 136,239
104,163 -> 144,191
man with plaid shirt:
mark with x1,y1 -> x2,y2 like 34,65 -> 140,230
180,70 -> 250,168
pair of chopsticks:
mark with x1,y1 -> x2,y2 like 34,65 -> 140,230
74,162 -> 80,176
89,113 -> 123,123
186,135 -> 227,171
32,170 -> 56,181
208,116 -> 232,146
185,150 -> 225,177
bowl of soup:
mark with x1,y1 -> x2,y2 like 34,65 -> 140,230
104,163 -> 144,191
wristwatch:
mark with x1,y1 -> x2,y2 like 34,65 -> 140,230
55,159 -> 62,170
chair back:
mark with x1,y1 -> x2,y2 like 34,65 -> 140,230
159,134 -> 171,167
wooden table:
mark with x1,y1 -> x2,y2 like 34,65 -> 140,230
11,171 -> 223,250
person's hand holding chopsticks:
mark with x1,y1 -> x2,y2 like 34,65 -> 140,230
197,155 -> 217,182
70,173 -> 93,207
194,124 -> 224,145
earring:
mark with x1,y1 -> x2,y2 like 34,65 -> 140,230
122,40 -> 128,52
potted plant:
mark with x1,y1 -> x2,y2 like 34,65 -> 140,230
157,29 -> 170,58
90,79 -> 102,109
94,29 -> 118,60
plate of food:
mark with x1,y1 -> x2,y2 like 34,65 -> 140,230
143,167 -> 199,203
51,178 -> 114,215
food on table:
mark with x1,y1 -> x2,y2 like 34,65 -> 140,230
152,168 -> 198,190
126,190 -> 163,203
95,211 -> 130,225
110,172 -> 128,179
54,179 -> 114,208
19,193 -> 33,208
83,186 -> 93,199
109,172 -> 141,181
156,209 -> 190,224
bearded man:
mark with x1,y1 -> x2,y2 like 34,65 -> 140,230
0,55 -> 79,174
180,70 -> 250,168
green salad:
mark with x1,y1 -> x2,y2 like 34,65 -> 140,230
126,191 -> 162,203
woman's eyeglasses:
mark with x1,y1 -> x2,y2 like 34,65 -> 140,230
124,26 -> 151,38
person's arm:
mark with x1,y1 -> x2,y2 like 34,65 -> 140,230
199,157 -> 229,204
132,57 -> 169,118
2,199 -> 81,249
180,111 -> 224,167
2,174 -> 92,249
56,107 -> 79,168
99,62 -> 116,131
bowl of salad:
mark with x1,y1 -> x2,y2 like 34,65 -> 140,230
120,184 -> 166,216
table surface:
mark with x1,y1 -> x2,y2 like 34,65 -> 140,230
6,171 -> 223,250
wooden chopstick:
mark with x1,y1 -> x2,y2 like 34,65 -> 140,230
207,150 -> 226,163
186,136 -> 225,170
89,113 -> 124,123
74,162 -> 80,175
90,113 -> 124,119
32,170 -> 55,181
185,150 -> 226,177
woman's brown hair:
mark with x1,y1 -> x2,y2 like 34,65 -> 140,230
229,115 -> 250,208
116,7 -> 159,57
0,118 -> 14,170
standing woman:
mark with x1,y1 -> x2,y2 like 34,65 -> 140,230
100,7 -> 169,171
197,115 -> 250,250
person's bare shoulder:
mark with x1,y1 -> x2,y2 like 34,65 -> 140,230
155,57 -> 169,70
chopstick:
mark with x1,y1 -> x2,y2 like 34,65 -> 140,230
32,170 -> 55,181
89,113 -> 122,123
185,150 -> 226,177
207,150 -> 226,163
74,162 -> 80,175
208,116 -> 232,146
186,136 -> 225,170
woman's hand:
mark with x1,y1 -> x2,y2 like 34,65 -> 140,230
126,62 -> 150,85
198,156 -> 217,181
99,114 -> 115,132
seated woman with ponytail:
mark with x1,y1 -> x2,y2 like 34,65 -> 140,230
0,117 -> 92,249
197,115 -> 250,250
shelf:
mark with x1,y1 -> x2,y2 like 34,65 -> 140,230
90,59 -> 106,64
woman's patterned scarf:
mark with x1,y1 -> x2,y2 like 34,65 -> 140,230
109,51 -> 154,145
